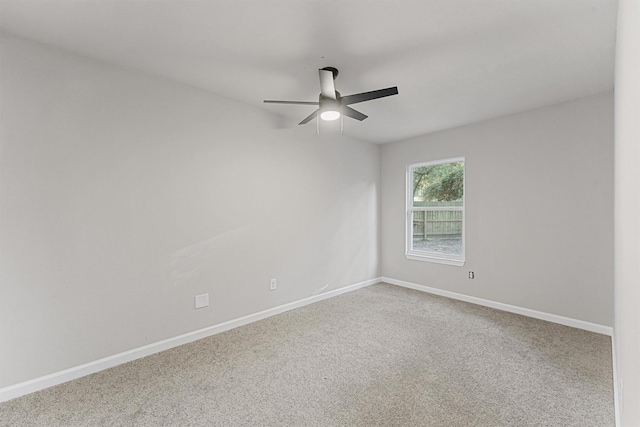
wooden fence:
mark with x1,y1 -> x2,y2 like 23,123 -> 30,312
412,201 -> 463,238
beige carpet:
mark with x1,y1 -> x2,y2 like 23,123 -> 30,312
0,283 -> 614,426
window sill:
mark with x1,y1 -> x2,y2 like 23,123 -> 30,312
405,252 -> 465,267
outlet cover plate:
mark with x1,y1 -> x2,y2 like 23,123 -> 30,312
195,293 -> 209,309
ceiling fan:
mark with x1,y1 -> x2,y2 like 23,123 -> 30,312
264,67 -> 398,128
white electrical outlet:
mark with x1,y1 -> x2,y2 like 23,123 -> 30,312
195,293 -> 209,309
270,278 -> 277,291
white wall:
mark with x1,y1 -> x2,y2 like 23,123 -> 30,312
381,93 -> 614,327
0,35 -> 380,389
614,0 -> 640,424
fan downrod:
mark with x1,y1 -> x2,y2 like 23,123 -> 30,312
320,66 -> 339,80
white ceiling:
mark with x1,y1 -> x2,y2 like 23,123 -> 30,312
0,0 -> 617,144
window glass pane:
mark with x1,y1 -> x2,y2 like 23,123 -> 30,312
412,161 -> 464,207
411,211 -> 463,256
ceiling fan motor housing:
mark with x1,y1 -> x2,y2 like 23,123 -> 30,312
319,91 -> 341,117
319,90 -> 341,103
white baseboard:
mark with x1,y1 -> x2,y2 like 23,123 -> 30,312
0,277 -> 381,403
381,277 -> 614,336
612,333 -> 621,427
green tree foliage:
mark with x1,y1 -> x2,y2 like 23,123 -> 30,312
413,162 -> 464,201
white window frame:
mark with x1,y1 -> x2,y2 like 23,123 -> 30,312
406,157 -> 465,266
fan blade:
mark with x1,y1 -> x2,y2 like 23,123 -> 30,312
341,106 -> 368,121
264,100 -> 320,105
299,109 -> 319,125
341,86 -> 398,105
319,69 -> 336,100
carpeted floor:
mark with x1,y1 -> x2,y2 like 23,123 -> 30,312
0,283 -> 614,426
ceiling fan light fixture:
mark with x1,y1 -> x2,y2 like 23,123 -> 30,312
320,110 -> 341,121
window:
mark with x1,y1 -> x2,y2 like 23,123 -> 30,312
406,158 -> 465,265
